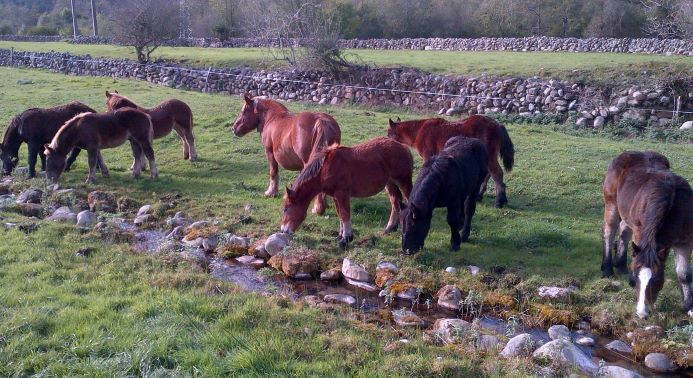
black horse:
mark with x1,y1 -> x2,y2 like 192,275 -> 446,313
401,136 -> 489,253
1,101 -> 95,177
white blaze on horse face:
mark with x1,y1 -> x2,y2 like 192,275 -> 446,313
637,267 -> 653,319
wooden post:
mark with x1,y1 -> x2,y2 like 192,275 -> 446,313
10,47 -> 13,66
205,67 -> 212,93
90,0 -> 98,36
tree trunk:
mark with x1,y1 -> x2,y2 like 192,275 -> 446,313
91,0 -> 98,36
70,0 -> 80,38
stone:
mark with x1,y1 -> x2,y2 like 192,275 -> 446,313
644,325 -> 664,336
548,325 -> 571,340
632,91 -> 646,101
477,334 -> 502,350
167,212 -> 191,228
18,203 -> 43,218
644,353 -> 676,373
575,336 -> 594,346
134,214 -> 154,227
267,249 -> 319,278
468,265 -> 481,275
500,333 -> 536,358
264,232 -> 292,256
342,258 -> 370,281
593,116 -> 605,129
166,226 -> 185,240
236,255 -> 266,268
323,294 -> 356,306
597,365 -> 644,378
532,339 -> 598,376
320,268 -> 342,281
433,318 -> 472,344
604,340 -> 632,354
437,285 -> 462,310
186,220 -> 212,232
46,206 -> 77,223
17,188 -> 42,204
137,204 -> 153,216
376,261 -> 398,274
680,120 -> 693,130
49,189 -> 76,207
395,286 -> 420,301
345,277 -> 378,292
76,210 -> 96,228
392,309 -> 425,328
116,197 -> 140,213
537,286 -> 576,299
87,191 -> 117,212
575,117 -> 586,127
202,236 -> 218,252
444,266 -> 458,273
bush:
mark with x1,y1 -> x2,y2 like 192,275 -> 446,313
0,25 -> 14,35
213,24 -> 231,41
24,26 -> 59,36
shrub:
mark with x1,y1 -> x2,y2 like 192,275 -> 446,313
24,26 -> 59,36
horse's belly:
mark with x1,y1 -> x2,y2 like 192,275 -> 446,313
274,148 -> 304,171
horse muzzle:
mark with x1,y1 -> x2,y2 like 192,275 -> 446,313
280,224 -> 294,235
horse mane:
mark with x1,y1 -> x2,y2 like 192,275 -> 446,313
292,147 -> 338,190
110,93 -> 139,109
49,112 -> 91,150
256,98 -> 289,114
409,154 -> 451,209
633,172 -> 678,270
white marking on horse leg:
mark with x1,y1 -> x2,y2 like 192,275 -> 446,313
675,247 -> 693,311
637,267 -> 652,319
343,220 -> 353,241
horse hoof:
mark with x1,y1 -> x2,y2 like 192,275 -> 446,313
338,238 -> 348,249
451,244 -> 460,251
601,269 -> 614,278
265,191 -> 278,197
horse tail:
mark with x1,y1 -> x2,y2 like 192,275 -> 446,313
497,122 -> 514,172
636,174 -> 677,268
310,118 -> 336,158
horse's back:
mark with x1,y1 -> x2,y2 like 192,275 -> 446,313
443,136 -> 489,188
604,151 -> 671,204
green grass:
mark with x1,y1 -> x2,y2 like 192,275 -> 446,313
0,67 -> 692,374
1,41 -> 691,84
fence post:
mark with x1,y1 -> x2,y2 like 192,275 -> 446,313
673,96 -> 681,125
10,47 -> 13,66
205,66 -> 212,93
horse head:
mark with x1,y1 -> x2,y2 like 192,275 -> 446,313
400,202 -> 432,254
104,90 -> 133,111
280,186 -> 310,235
630,242 -> 668,319
43,144 -> 67,183
231,95 -> 262,137
386,118 -> 400,140
0,145 -> 18,176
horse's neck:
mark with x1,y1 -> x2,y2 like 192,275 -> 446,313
294,177 -> 322,203
54,124 -> 79,155
412,170 -> 441,213
401,122 -> 424,142
261,104 -> 291,128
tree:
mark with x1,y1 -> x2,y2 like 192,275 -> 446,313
639,0 -> 693,38
110,0 -> 180,63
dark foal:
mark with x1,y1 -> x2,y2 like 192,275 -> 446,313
1,101 -> 96,177
401,136 -> 488,253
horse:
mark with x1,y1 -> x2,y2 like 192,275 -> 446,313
387,115 -> 514,208
1,101 -> 96,177
280,137 -> 413,248
602,151 -> 692,319
602,151 -> 671,277
44,108 -> 158,184
401,136 -> 488,253
230,95 -> 341,215
105,90 -> 197,162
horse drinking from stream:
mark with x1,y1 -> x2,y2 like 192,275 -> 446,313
280,137 -> 413,248
230,95 -> 341,215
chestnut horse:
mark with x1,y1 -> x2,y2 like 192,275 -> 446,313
602,151 -> 692,319
1,101 -> 96,177
44,109 -> 158,184
105,90 -> 197,161
387,115 -> 514,208
281,137 -> 413,248
230,95 -> 341,215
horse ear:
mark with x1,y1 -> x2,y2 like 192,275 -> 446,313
396,116 -> 401,122
631,242 -> 641,256
388,118 -> 397,129
114,90 -> 119,94
244,94 -> 254,106
44,144 -> 55,154
285,186 -> 294,197
105,90 -> 112,98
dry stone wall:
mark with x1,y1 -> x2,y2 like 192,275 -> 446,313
1,49 -> 690,128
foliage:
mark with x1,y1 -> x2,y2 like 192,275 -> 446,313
24,25 -> 59,36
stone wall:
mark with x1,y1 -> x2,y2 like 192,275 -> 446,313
1,35 -> 692,55
0,49 -> 690,128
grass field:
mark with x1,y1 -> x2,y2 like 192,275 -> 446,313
0,66 -> 692,375
1,41 -> 691,84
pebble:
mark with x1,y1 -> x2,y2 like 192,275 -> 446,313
323,294 -> 356,306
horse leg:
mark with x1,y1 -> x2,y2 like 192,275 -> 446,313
478,173 -> 490,202
85,149 -> 99,184
139,139 -> 158,179
674,247 -> 693,317
129,141 -> 144,179
65,148 -> 81,172
335,193 -> 353,248
601,203 -> 620,277
615,220 -> 632,274
461,194 -> 478,243
264,148 -> 279,197
384,181 -> 403,233
333,197 -> 343,239
97,152 -> 109,177
446,200 -> 463,251
489,159 -> 507,208
27,142 -> 39,178
184,125 -> 197,161
312,193 -> 327,215
39,149 -> 46,172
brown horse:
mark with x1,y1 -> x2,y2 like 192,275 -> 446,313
387,115 -> 514,208
230,95 -> 341,215
602,151 -> 692,319
105,90 -> 197,161
44,108 -> 158,184
1,101 -> 96,177
280,137 -> 413,248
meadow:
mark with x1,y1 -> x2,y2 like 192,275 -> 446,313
0,66 -> 691,376
1,41 -> 692,85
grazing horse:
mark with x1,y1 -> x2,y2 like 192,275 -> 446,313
387,115 -> 514,208
230,95 -> 341,215
280,137 -> 413,248
602,151 -> 692,319
44,109 -> 158,184
105,90 -> 197,161
401,136 -> 488,253
1,101 -> 96,177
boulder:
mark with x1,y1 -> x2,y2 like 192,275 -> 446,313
391,309 -> 425,328
342,258 -> 370,281
537,286 -> 576,300
76,210 -> 96,228
680,120 -> 693,130
477,334 -> 502,350
49,189 -> 76,207
323,294 -> 356,307
88,191 -> 117,212
264,233 -> 292,256
433,318 -> 472,344
532,339 -> 598,376
18,203 -> 43,218
236,255 -> 266,269
137,205 -> 153,217
166,212 -> 191,228
166,226 -> 185,240
548,325 -> 571,340
345,277 -> 378,292
268,249 -> 319,278
575,336 -> 594,346
604,340 -> 632,354
320,268 -> 342,282
17,188 -> 42,204
444,266 -> 458,274
46,206 -> 77,223
375,262 -> 398,287
468,265 -> 481,275
134,214 -> 154,227
500,333 -> 537,358
437,285 -> 462,310
644,353 -> 676,373
202,236 -> 218,252
593,116 -> 606,129
597,366 -> 644,378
